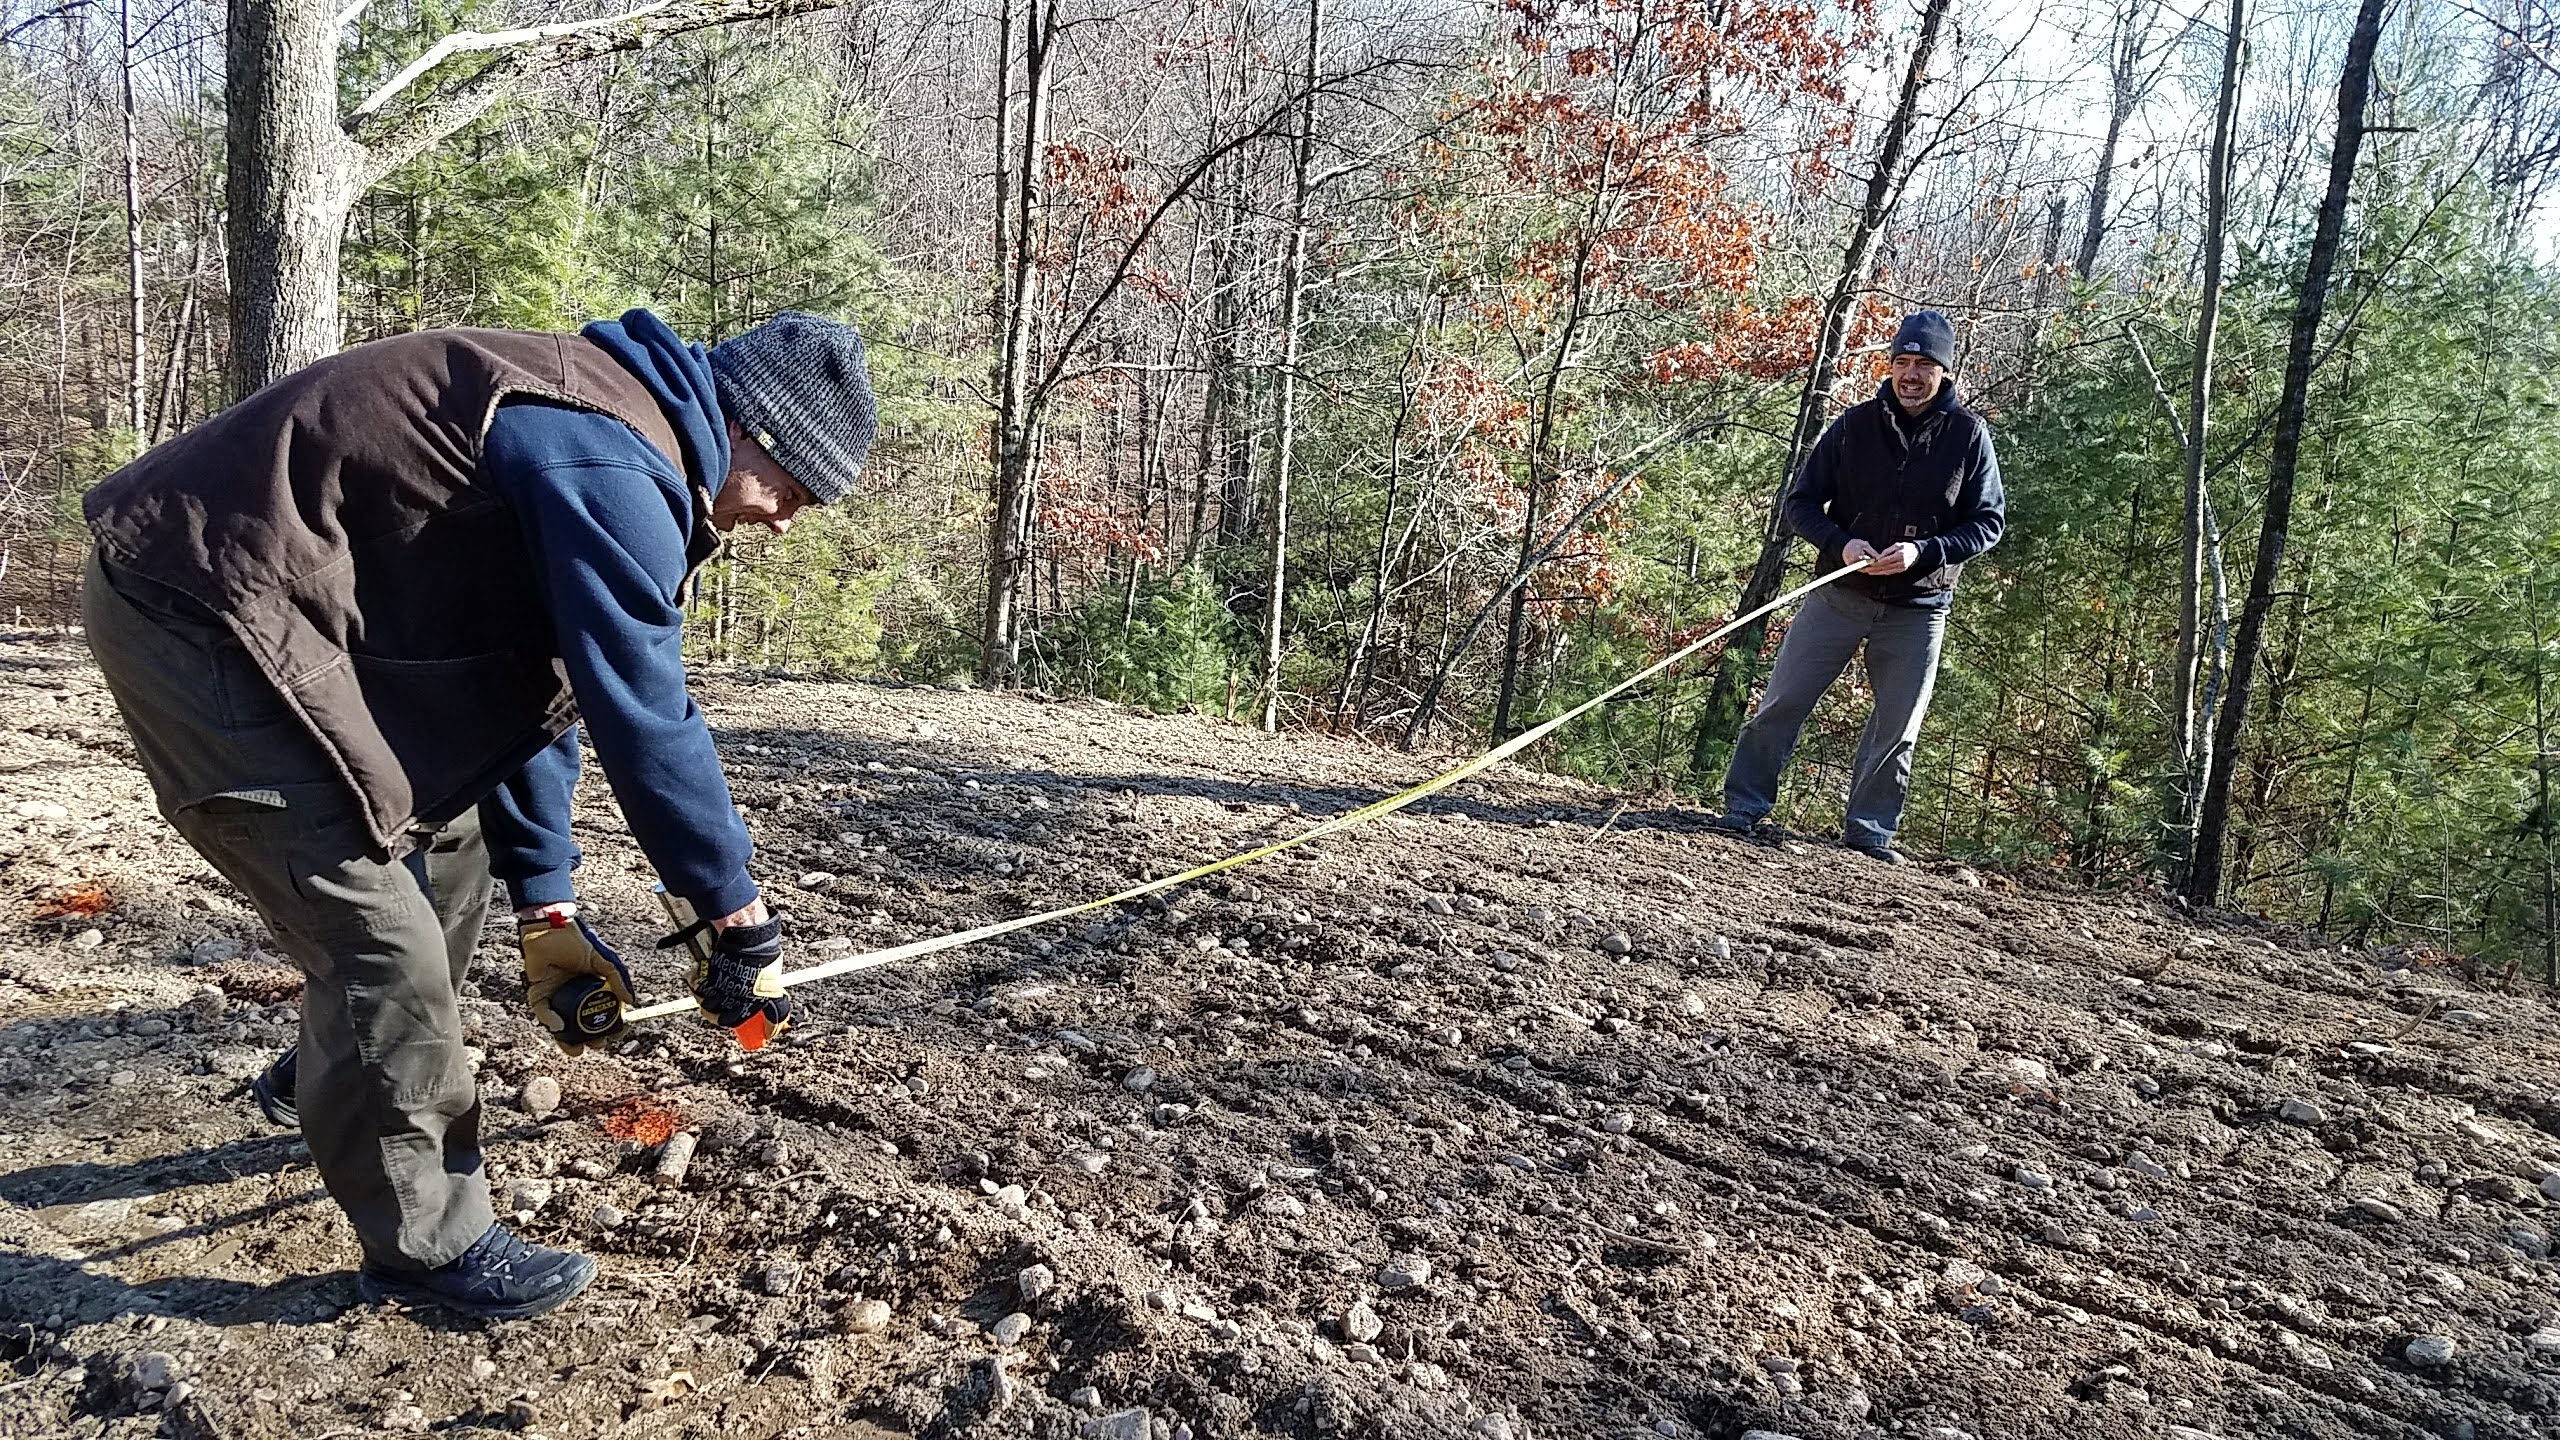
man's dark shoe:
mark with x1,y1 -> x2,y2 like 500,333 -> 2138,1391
1848,842 -> 1907,866
1707,812 -> 1764,837
359,1223 -> 597,1321
247,1045 -> 299,1128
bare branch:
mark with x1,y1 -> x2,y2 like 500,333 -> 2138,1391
349,0 -> 676,122
347,0 -> 848,188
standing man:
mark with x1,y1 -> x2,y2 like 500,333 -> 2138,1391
1713,310 -> 2005,864
81,308 -> 877,1319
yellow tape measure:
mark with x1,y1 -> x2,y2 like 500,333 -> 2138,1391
621,559 -> 1869,1025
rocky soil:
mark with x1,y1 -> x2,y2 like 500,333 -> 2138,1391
3,631 -> 2559,1440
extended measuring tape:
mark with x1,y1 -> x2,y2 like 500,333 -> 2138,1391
617,558 -> 1873,1028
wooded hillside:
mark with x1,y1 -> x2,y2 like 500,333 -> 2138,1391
2,0 -> 2555,972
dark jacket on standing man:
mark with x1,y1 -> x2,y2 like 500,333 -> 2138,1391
1783,377 -> 2006,609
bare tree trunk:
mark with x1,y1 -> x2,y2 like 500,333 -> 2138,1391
1688,0 -> 1949,781
2170,0 -> 2246,878
2531,572 -> 2558,985
1259,0 -> 1320,733
2185,0 -> 2388,905
1338,295 -> 1435,731
2076,0 -> 2164,280
979,0 -> 1056,684
119,0 -> 147,437
226,0 -> 359,395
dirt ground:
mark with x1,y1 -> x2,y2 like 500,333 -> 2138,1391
3,631 -> 2558,1440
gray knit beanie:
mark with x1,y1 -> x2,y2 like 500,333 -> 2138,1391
708,311 -> 877,505
1889,310 -> 1958,370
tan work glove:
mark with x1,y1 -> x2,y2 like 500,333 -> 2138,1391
518,904 -> 639,1055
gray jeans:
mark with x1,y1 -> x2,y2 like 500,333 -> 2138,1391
82,551 -> 496,1272
1721,583 -> 1948,848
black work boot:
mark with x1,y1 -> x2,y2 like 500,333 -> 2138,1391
247,1045 -> 299,1128
358,1222 -> 597,1321
1708,811 -> 1764,837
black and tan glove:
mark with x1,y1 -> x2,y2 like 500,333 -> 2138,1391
688,916 -> 797,1050
518,905 -> 638,1054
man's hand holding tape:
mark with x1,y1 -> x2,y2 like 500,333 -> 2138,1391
692,898 -> 797,1043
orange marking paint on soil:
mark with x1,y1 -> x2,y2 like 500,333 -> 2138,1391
601,1096 -> 686,1147
33,882 -> 111,920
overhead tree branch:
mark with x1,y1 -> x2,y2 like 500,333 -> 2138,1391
349,0 -> 677,121
346,0 -> 848,186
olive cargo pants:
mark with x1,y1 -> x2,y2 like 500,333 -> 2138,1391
82,550 -> 497,1272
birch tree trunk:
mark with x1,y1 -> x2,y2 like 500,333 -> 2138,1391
2170,0 -> 2245,877
979,0 -> 1057,683
1259,0 -> 1320,732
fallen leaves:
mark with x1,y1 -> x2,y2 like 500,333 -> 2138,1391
32,881 -> 110,920
602,1095 -> 687,1147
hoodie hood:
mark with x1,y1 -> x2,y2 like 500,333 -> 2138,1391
580,309 -> 733,494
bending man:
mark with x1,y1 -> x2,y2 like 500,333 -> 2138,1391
82,309 -> 875,1319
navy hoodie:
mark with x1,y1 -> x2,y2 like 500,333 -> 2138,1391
1784,377 -> 2005,609
473,310 -> 761,920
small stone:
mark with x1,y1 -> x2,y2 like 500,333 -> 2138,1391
759,1261 -> 800,1296
1475,1418 -> 1517,1440
1069,1385 -> 1103,1410
1709,937 -> 1732,960
1599,933 -> 1633,957
2126,1154 -> 2171,1181
161,1382 -> 194,1411
2540,1173 -> 2560,1202
1342,1341 -> 1383,1365
1121,1066 -> 1156,1094
71,929 -> 104,950
1343,1299 -> 1382,1343
1490,951 -> 1522,973
1424,896 -> 1452,915
797,870 -> 837,889
1378,1256 -> 1433,1289
2279,1097 -> 2326,1126
990,1312 -> 1032,1345
1083,1410 -> 1150,1440
590,1203 -> 626,1230
2404,1333 -> 2456,1367
1599,1112 -> 1633,1135
843,1298 -> 892,1333
519,1076 -> 561,1120
2525,1328 -> 2560,1354
2013,1166 -> 2053,1190
1018,1264 -> 1055,1304
501,1178 -> 552,1219
129,1352 -> 178,1391
1143,1288 -> 1177,1312
2353,1197 -> 2406,1223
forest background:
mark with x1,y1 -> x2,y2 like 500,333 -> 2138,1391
2,0 -> 2557,976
